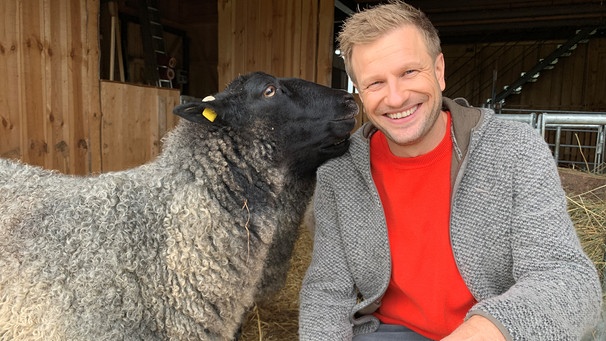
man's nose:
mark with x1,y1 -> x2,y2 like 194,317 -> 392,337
384,80 -> 407,108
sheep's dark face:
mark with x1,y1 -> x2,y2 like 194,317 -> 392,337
173,72 -> 358,176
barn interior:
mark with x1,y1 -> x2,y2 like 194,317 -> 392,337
1,1 -> 606,340
0,0 -> 605,172
94,0 -> 606,172
334,0 -> 606,107
99,0 -> 606,108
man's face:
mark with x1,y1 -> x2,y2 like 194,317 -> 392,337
351,25 -> 447,157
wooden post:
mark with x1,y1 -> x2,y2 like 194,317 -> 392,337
108,1 -> 124,82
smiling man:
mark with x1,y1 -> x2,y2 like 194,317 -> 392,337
351,24 -> 446,158
298,1 -> 602,340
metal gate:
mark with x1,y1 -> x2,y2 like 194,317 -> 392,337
498,109 -> 606,173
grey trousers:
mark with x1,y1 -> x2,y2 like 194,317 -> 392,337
352,324 -> 434,341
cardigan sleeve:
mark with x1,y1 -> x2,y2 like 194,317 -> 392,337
298,166 -> 359,341
465,121 -> 602,340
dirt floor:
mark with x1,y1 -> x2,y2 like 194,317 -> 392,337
239,167 -> 606,341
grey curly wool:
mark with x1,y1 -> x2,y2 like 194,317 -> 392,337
0,72 -> 358,341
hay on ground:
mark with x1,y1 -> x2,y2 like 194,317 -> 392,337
239,226 -> 312,341
568,191 -> 606,281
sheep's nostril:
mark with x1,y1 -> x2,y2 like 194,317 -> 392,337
344,99 -> 359,116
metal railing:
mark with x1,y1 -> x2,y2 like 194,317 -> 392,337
498,109 -> 606,173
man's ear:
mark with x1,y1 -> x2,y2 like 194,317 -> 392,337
435,53 -> 446,91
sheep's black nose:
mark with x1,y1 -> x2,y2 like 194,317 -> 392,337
343,92 -> 355,101
340,92 -> 358,116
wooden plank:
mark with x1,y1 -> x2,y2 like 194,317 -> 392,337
0,0 -> 21,159
84,0 -> 102,174
217,0 -> 234,88
584,38 -> 606,111
154,88 -> 180,159
2,0 -> 99,174
282,0 -> 295,76
550,42 -> 568,109
558,46 -> 575,108
596,40 -> 606,111
100,81 -> 179,172
290,0 -> 302,77
257,0 -> 272,73
315,0 -> 334,85
243,0 -> 263,72
271,0 -> 285,76
101,81 -> 122,171
124,84 -> 147,167
245,0 -> 257,74
299,0 -> 314,80
48,0 -> 69,173
546,42 -> 565,109
51,0 -> 91,175
216,0 -> 331,81
18,0 -> 47,168
567,43 -> 587,110
443,44 -> 478,102
151,89 -> 164,161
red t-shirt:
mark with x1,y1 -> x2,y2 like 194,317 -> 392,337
370,112 -> 476,340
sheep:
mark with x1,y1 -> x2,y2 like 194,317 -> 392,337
0,71 -> 358,341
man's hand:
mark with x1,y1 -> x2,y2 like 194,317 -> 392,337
441,315 -> 506,341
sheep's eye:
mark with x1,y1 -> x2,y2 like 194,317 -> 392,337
264,85 -> 277,98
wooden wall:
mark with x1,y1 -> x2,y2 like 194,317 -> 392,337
0,0 -> 181,175
443,37 -> 606,111
217,0 -> 335,88
1,0 -> 338,175
0,0 -> 101,174
6,0 -> 600,175
100,81 -> 180,172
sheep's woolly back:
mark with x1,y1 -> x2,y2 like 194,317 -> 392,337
0,120 -> 313,341
0,72 -> 357,340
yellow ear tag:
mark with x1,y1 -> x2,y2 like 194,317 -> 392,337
202,108 -> 217,122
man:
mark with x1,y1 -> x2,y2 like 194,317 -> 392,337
298,1 -> 602,340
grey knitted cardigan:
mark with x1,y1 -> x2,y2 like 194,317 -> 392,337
299,97 -> 602,341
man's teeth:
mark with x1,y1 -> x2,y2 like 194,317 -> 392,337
387,106 -> 417,119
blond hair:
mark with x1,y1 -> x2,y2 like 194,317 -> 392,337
337,0 -> 441,84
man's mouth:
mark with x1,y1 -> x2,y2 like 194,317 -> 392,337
386,105 -> 418,119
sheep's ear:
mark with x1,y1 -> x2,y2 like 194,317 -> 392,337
173,96 -> 219,124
